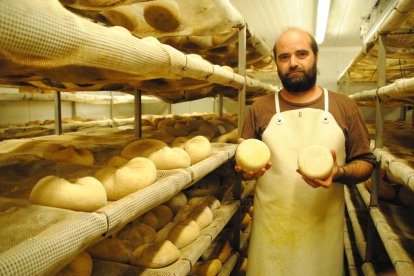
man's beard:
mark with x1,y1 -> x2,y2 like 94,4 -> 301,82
278,63 -> 317,93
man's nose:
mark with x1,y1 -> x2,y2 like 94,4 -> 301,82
289,55 -> 299,66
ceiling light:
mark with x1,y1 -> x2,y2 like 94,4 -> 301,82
315,0 -> 331,44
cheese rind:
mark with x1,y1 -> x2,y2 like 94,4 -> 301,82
235,139 -> 271,173
29,176 -> 107,212
297,145 -> 334,180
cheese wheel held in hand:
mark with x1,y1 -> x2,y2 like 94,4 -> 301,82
235,139 -> 271,173
297,145 -> 333,180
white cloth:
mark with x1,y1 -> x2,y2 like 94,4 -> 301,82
247,89 -> 346,276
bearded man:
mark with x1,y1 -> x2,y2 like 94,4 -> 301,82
235,28 -> 375,276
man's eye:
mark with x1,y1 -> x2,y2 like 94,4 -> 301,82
279,55 -> 289,62
297,52 -> 308,58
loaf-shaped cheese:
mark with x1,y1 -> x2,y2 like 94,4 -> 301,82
143,0 -> 181,32
115,223 -> 157,244
131,240 -> 180,268
106,156 -> 129,167
29,176 -> 107,212
142,205 -> 174,231
55,251 -> 93,276
121,139 -> 167,159
95,157 -> 157,201
297,144 -> 333,179
240,213 -> 251,230
165,192 -> 188,213
192,259 -> 223,276
202,237 -> 231,263
148,147 -> 191,170
43,144 -> 94,165
188,196 -> 221,210
235,139 -> 270,173
166,218 -> 201,249
87,238 -> 138,264
181,135 -> 211,165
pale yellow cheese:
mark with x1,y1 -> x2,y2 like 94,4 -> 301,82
121,139 -> 167,159
29,176 -> 107,212
96,157 -> 157,201
55,251 -> 92,276
297,145 -> 333,179
235,139 -> 270,173
87,238 -> 137,264
131,240 -> 180,268
43,144 -> 94,165
166,219 -> 201,249
192,259 -> 223,276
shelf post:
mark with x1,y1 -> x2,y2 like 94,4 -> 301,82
218,94 -> 224,117
109,91 -> 114,128
366,33 -> 387,265
134,90 -> 142,138
53,91 -> 62,135
237,25 -> 246,137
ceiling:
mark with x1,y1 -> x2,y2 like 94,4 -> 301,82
229,0 -> 379,49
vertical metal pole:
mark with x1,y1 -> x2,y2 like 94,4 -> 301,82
375,34 -> 386,149
400,106 -> 406,121
54,91 -> 62,135
366,33 -> 387,264
233,24 -> 246,276
71,101 -> 76,119
134,90 -> 142,138
237,25 -> 246,137
218,94 -> 224,117
109,91 -> 114,128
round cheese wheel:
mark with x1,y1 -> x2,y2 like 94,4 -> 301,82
235,139 -> 271,173
148,147 -> 191,170
96,157 -> 157,201
297,145 -> 333,180
29,176 -> 107,212
182,135 -> 211,165
55,251 -> 92,276
131,240 -> 180,268
143,0 -> 181,32
43,144 -> 94,165
121,139 -> 167,159
167,219 -> 200,248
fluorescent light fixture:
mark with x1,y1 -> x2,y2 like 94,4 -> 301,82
315,0 -> 331,44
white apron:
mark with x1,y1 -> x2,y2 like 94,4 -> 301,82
247,89 -> 346,276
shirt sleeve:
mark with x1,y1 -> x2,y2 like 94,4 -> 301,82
241,104 -> 259,140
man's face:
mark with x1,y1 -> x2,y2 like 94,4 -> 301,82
275,31 -> 317,93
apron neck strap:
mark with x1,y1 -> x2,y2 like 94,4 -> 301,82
274,88 -> 330,124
